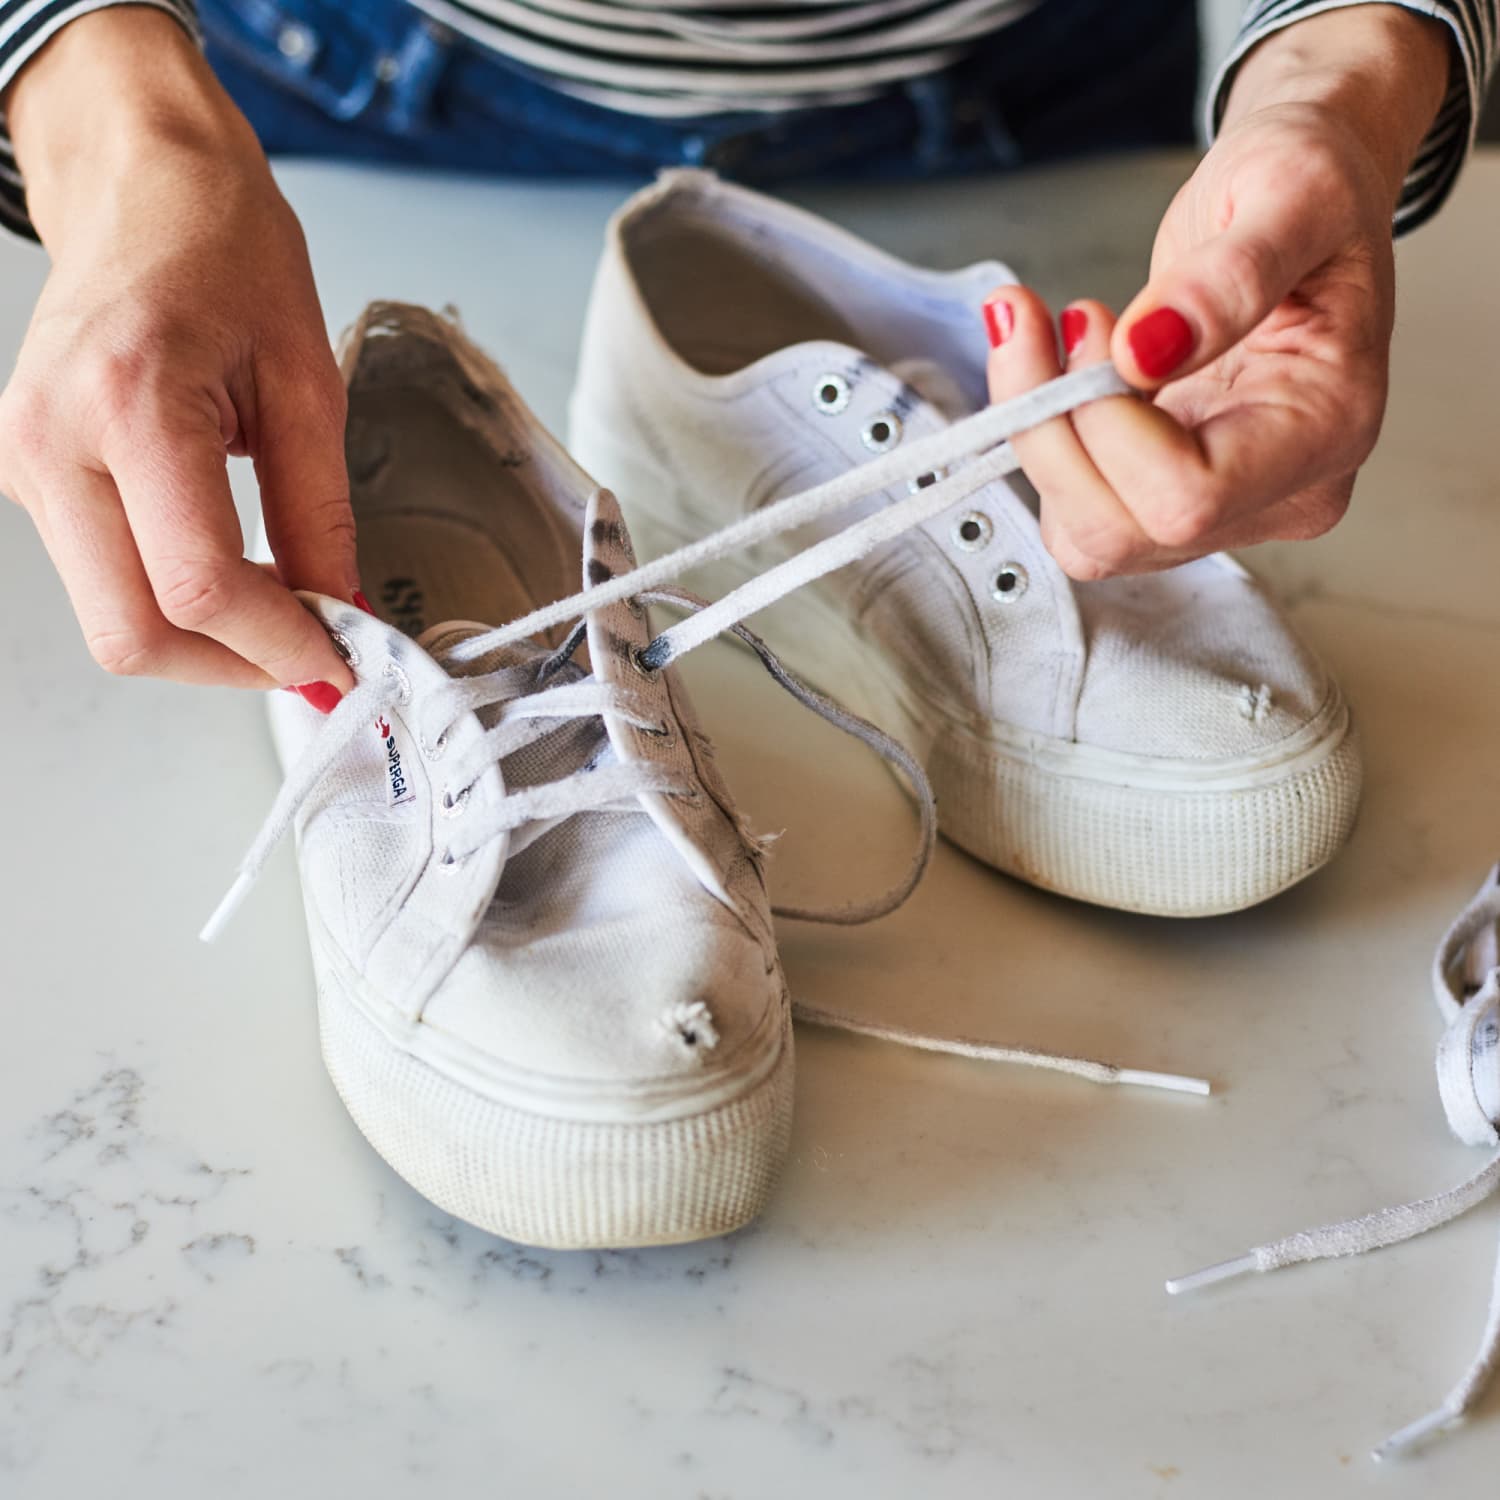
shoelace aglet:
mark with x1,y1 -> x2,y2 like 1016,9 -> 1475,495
199,872 -> 254,945
1164,1252 -> 1259,1296
1372,1403 -> 1464,1462
1116,1068 -> 1212,1096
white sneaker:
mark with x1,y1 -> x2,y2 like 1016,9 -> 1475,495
568,170 -> 1363,917
206,304 -> 796,1249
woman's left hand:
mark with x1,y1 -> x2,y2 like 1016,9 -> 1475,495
985,7 -> 1453,580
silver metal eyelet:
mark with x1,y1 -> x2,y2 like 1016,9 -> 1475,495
440,786 -> 470,818
436,849 -> 460,872
991,563 -> 1030,602
812,373 -> 851,415
329,630 -> 359,668
952,512 -> 993,553
630,648 -> 661,680
641,719 -> 674,741
860,411 -> 902,453
381,660 -> 412,704
420,728 -> 450,761
908,466 -> 947,494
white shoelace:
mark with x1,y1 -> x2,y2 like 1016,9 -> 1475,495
1166,866 -> 1500,1461
205,361 -> 1209,1097
201,607 -> 934,940
441,360 -> 1131,671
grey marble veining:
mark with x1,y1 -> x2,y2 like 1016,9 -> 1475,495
1,151 -> 1498,1497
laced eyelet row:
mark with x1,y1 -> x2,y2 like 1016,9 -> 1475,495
949,510 -> 1028,602
811,372 -> 903,456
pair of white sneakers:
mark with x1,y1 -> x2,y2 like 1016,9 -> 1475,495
206,171 -> 1362,1252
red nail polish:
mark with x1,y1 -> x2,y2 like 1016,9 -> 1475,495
983,298 -> 1015,349
1127,306 -> 1194,380
292,681 -> 342,714
353,590 -> 376,616
1060,307 -> 1088,357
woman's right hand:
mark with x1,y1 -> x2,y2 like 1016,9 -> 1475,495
0,8 -> 356,701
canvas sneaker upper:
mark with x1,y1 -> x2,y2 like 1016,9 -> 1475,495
206,304 -> 796,1246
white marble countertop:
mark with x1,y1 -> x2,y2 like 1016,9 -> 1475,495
2,150 -> 1497,1498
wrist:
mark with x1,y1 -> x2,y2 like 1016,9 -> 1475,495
7,8 -> 264,248
1221,7 -> 1452,207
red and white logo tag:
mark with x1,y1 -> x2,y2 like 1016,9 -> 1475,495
376,716 -> 415,807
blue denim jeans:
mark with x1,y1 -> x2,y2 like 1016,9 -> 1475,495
199,0 -> 1198,182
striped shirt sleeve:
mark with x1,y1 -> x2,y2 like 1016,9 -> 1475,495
1207,1 -> 1498,234
0,0 -> 199,241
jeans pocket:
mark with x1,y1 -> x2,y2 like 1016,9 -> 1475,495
198,0 -> 449,130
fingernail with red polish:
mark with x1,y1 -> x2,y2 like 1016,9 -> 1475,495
983,298 -> 1015,349
1127,306 -> 1194,380
353,590 -> 376,616
292,681 -> 342,715
1060,307 -> 1088,357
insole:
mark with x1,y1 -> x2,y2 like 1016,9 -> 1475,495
630,213 -> 990,415
634,218 -> 858,375
348,387 -> 580,643
357,511 -> 538,640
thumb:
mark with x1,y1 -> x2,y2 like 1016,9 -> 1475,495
253,349 -> 360,603
1112,202 -> 1342,390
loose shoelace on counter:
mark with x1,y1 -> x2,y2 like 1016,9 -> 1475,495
1167,865 -> 1500,1461
205,360 -> 1208,1097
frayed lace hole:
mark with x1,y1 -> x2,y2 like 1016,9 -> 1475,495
381,660 -> 412,704
329,630 -> 359,668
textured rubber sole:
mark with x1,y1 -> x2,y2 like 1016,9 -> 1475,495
315,964 -> 796,1249
577,424 -> 1363,917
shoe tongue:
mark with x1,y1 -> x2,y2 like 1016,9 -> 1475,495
415,618 -> 606,780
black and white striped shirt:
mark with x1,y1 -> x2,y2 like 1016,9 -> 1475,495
0,0 -> 1493,238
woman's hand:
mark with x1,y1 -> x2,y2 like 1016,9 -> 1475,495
0,9 -> 356,700
985,7 -> 1453,580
